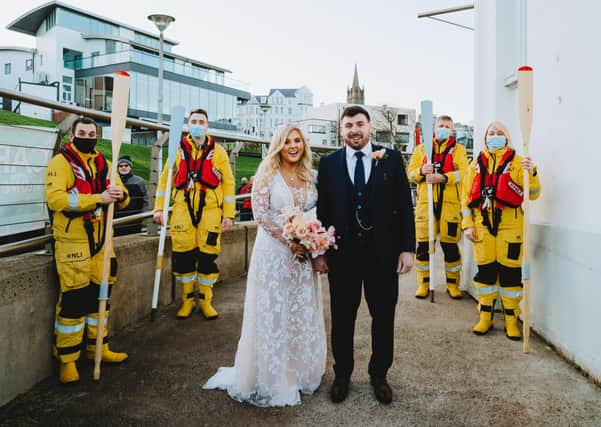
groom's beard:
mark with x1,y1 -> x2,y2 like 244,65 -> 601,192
344,132 -> 369,149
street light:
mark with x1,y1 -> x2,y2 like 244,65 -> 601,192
147,14 -> 175,134
147,14 -> 174,236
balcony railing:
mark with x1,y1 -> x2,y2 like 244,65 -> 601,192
64,50 -> 249,92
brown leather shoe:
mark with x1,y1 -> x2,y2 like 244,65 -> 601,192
330,378 -> 350,403
370,376 -> 393,404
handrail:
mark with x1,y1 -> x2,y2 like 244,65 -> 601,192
0,87 -> 271,145
0,194 -> 252,258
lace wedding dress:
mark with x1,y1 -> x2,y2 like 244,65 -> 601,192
203,171 -> 326,407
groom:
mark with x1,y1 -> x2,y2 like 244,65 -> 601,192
315,105 -> 415,404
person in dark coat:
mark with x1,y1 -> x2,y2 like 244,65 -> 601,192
114,155 -> 148,235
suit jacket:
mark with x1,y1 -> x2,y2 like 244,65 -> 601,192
317,144 -> 415,272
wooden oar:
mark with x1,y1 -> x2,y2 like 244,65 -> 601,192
94,71 -> 130,380
151,105 -> 185,320
421,100 -> 435,303
518,65 -> 533,353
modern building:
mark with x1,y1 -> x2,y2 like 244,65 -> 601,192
301,102 -> 416,150
467,0 -> 600,382
1,1 -> 251,143
236,86 -> 313,139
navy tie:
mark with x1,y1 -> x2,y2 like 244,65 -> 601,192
354,151 -> 365,190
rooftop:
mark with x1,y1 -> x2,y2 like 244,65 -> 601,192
7,1 -> 179,45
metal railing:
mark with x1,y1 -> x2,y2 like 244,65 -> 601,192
0,194 -> 252,258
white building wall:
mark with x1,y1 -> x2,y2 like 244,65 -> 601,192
472,0 -> 601,381
0,50 -> 34,92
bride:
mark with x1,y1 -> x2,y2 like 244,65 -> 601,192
203,123 -> 326,407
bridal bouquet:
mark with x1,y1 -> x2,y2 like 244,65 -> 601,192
280,207 -> 337,259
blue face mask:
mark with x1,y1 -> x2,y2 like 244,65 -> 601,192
190,125 -> 206,139
436,127 -> 451,141
486,135 -> 506,151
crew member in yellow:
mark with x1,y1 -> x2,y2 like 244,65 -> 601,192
462,121 -> 541,340
46,117 -> 130,384
407,115 -> 469,299
153,108 -> 235,320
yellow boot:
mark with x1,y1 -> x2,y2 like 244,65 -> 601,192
446,284 -> 463,299
197,284 -> 218,320
176,276 -> 196,319
445,261 -> 463,299
85,312 -> 128,362
87,343 -> 128,363
415,263 -> 430,299
59,361 -> 80,384
501,286 -> 523,341
472,285 -> 497,335
472,303 -> 494,335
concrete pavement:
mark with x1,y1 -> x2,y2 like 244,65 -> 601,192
1,268 -> 601,426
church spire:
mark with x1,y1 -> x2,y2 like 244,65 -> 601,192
352,64 -> 360,89
347,63 -> 365,105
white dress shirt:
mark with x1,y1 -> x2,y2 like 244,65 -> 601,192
345,142 -> 373,185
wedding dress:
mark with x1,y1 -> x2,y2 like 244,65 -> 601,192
203,171 -> 326,407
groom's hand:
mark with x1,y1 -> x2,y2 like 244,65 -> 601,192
313,255 -> 329,274
397,251 -> 414,274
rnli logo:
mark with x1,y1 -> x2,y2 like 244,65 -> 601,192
66,252 -> 84,260
172,224 -> 185,231
507,181 -> 523,197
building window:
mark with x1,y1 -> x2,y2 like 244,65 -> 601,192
4,63 -> 11,75
397,114 -> 408,126
25,59 -> 33,71
45,10 -> 56,32
309,124 -> 326,134
63,76 -> 73,84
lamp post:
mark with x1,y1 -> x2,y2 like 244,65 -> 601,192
259,103 -> 271,158
147,14 -> 174,235
147,14 -> 175,135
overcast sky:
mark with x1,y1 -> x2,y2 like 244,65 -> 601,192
1,0 -> 474,123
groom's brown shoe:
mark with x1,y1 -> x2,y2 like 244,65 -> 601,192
330,377 -> 350,403
370,376 -> 393,404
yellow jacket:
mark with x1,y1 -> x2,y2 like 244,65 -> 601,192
462,147 -> 541,231
45,145 -> 129,243
153,135 -> 236,222
407,139 -> 469,208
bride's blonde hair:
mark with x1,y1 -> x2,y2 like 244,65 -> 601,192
255,123 -> 313,187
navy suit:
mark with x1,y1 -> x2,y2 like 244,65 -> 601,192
317,144 -> 414,379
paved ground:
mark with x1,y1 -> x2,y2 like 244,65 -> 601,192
2,264 -> 601,426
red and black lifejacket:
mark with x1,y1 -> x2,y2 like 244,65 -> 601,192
468,148 -> 524,236
422,137 -> 457,219
173,135 -> 222,227
423,137 -> 457,174
59,143 -> 109,255
174,135 -> 222,190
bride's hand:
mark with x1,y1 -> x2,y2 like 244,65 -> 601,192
290,241 -> 307,260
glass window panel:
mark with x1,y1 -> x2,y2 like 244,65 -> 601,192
169,80 -> 180,108
128,72 -> 137,109
137,73 -> 148,111
181,83 -> 191,112
148,75 -> 158,115
217,92 -> 225,121
198,88 -> 208,111
209,91 -> 217,117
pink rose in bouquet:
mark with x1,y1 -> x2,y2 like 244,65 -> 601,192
281,208 -> 337,259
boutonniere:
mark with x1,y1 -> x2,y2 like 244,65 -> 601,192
372,149 -> 389,166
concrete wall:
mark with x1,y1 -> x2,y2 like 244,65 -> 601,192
471,0 -> 601,382
0,223 -> 257,407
